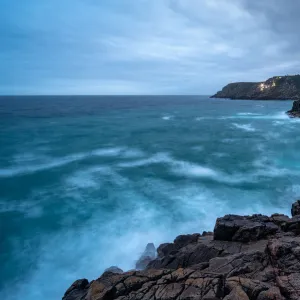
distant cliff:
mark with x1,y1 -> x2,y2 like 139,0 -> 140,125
211,75 -> 300,100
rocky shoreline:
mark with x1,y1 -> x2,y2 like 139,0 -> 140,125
63,200 -> 300,300
211,75 -> 300,100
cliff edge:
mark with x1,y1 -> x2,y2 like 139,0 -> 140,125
211,75 -> 300,100
63,200 -> 300,300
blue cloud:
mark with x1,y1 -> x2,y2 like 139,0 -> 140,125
1,0 -> 300,95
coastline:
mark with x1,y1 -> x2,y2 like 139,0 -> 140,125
63,200 -> 300,300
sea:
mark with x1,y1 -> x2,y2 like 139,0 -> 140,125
0,96 -> 299,299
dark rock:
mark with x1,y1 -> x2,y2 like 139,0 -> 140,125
202,231 -> 213,236
102,266 -> 123,276
291,200 -> 300,216
214,214 -> 279,242
287,100 -> 300,117
135,243 -> 156,270
63,202 -> 300,300
157,243 -> 178,258
282,215 -> 300,234
211,75 -> 300,100
270,214 -> 290,226
174,233 -> 201,247
62,279 -> 89,300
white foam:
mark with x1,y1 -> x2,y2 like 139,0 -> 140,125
195,117 -> 206,121
92,148 -> 124,157
0,147 -> 125,178
172,161 -> 218,178
237,112 -> 262,116
232,123 -> 256,132
273,121 -> 285,126
7,188 -> 175,300
162,115 -> 173,120
66,170 -> 100,189
192,145 -> 204,151
221,111 -> 290,121
121,148 -> 145,158
118,153 -> 171,168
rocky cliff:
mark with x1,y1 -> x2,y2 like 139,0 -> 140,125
63,200 -> 300,300
212,75 -> 300,100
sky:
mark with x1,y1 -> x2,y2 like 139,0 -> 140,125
1,0 -> 300,95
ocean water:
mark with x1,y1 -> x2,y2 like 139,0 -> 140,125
0,96 -> 299,299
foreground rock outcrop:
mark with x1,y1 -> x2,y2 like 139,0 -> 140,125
212,75 -> 300,100
287,100 -> 300,117
63,201 -> 300,300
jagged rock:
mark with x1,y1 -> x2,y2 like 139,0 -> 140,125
211,75 -> 300,100
135,243 -> 156,270
63,201 -> 300,300
62,279 -> 89,300
291,200 -> 300,216
157,243 -> 177,258
213,214 -> 279,242
287,100 -> 300,117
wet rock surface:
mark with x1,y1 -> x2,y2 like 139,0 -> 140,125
63,201 -> 300,300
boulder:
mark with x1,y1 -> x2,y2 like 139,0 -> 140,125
213,214 -> 279,242
102,266 -> 123,276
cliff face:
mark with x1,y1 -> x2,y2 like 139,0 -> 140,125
63,201 -> 300,300
212,75 -> 300,100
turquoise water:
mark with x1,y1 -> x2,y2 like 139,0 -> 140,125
0,96 -> 299,299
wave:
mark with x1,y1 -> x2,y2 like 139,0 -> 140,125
171,161 -> 218,178
237,112 -> 262,116
0,147 -> 130,178
221,111 -> 290,120
232,123 -> 256,132
65,166 -> 130,191
117,153 -> 171,168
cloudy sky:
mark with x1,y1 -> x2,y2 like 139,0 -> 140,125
1,0 -> 300,95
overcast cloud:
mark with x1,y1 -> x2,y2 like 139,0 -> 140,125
1,0 -> 299,95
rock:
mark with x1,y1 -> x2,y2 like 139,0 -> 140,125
62,279 -> 89,300
211,75 -> 300,100
213,214 -> 279,242
135,243 -> 156,270
291,200 -> 300,216
63,202 -> 300,300
174,234 -> 201,247
102,266 -> 123,276
287,100 -> 300,117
